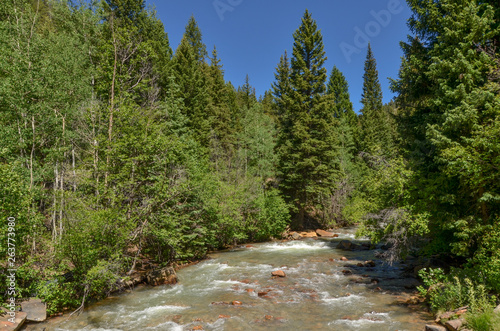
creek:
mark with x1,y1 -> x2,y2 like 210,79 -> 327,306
37,228 -> 431,330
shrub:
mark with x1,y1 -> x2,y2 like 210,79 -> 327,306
466,309 -> 500,331
418,268 -> 495,313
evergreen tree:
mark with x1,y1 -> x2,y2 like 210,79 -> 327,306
272,51 -> 292,122
327,66 -> 356,125
386,0 -> 500,283
184,15 -> 208,63
172,31 -> 210,146
360,44 -> 392,154
237,74 -> 257,109
274,10 -> 339,228
207,46 -> 235,156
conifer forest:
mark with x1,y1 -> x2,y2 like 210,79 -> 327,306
1,0 -> 500,328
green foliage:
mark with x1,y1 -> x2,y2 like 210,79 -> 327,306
247,189 -> 290,242
85,260 -> 121,300
469,218 -> 500,292
418,268 -> 496,314
37,280 -> 80,316
274,10 -> 340,228
466,309 -> 500,331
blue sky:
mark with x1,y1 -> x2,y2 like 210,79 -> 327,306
146,0 -> 412,112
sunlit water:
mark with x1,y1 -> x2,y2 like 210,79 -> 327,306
35,229 -> 431,330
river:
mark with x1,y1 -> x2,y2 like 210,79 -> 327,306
35,228 -> 431,330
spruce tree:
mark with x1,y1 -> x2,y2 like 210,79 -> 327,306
327,66 -> 356,124
172,26 -> 210,146
391,0 -> 500,278
360,44 -> 392,154
207,46 -> 234,155
274,10 -> 339,228
184,15 -> 208,63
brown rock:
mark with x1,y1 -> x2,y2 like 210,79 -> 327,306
245,245 -> 255,248
246,289 -> 254,293
0,308 -> 27,331
364,260 -> 376,267
145,267 -> 177,286
315,229 -> 335,237
337,240 -> 353,250
341,269 -> 352,275
192,326 -> 203,331
290,232 -> 302,240
258,291 -> 270,297
300,232 -> 317,238
218,314 -> 230,319
265,315 -> 273,320
231,301 -> 242,306
425,325 -> 447,331
21,298 -> 46,322
444,319 -> 464,331
271,270 -> 286,277
340,257 -> 349,261
356,263 -> 364,267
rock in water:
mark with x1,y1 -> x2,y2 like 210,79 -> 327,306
145,267 -> 177,286
21,298 -> 46,322
271,270 -> 286,277
337,240 -> 352,250
444,319 -> 464,331
425,325 -> 447,331
315,229 -> 336,237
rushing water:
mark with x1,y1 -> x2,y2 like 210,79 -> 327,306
35,229 -> 431,330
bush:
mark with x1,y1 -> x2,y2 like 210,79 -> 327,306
36,280 -> 80,315
466,309 -> 500,331
418,268 -> 495,313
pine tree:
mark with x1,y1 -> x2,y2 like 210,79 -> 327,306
237,74 -> 257,110
359,44 -> 392,154
274,10 -> 339,228
172,32 -> 210,146
184,15 -> 208,63
327,66 -> 356,124
207,46 -> 234,155
390,0 -> 500,282
272,51 -> 292,123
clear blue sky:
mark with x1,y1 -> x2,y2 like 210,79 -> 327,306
146,0 -> 412,112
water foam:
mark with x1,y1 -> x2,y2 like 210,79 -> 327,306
260,241 -> 329,251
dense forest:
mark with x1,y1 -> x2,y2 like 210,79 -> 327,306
1,0 -> 499,327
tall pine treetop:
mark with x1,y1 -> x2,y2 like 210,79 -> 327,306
184,15 -> 208,63
327,66 -> 355,121
361,43 -> 383,117
291,9 -> 327,102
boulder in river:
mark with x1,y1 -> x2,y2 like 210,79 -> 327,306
315,229 -> 337,237
271,270 -> 286,277
444,318 -> 464,331
21,298 -> 46,322
145,266 -> 177,286
337,240 -> 358,251
0,308 -> 27,331
290,232 -> 302,240
425,325 -> 447,331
